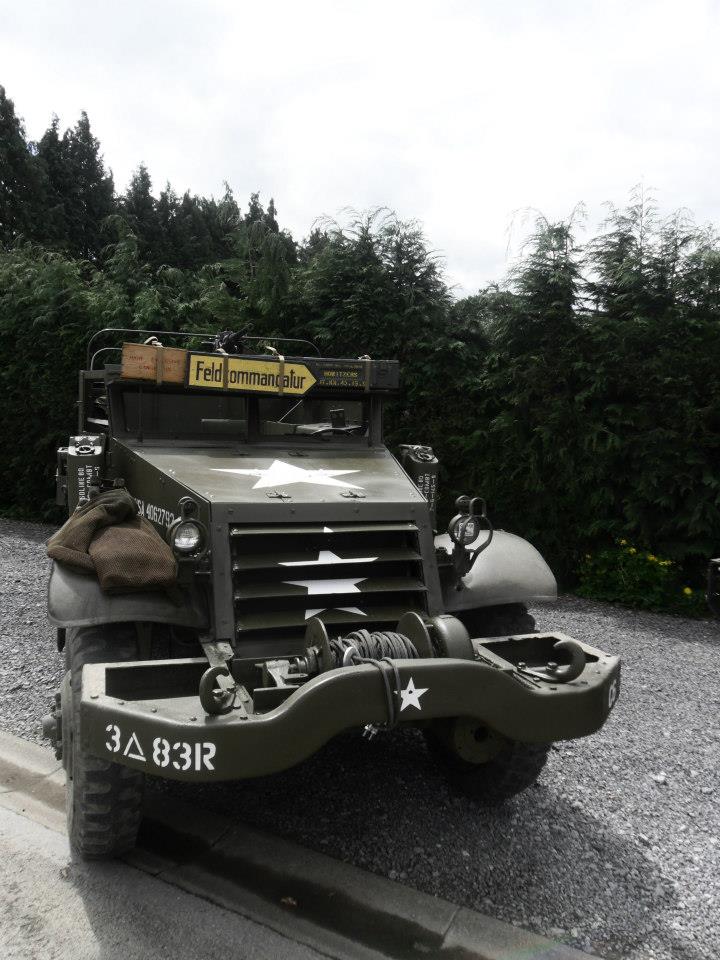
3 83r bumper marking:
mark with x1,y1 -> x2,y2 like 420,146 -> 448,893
104,722 -> 217,772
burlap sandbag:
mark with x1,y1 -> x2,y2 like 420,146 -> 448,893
47,488 -> 177,593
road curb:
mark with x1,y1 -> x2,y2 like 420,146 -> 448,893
0,731 -> 601,960
0,730 -> 66,832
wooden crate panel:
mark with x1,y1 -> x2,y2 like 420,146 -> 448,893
121,343 -> 188,384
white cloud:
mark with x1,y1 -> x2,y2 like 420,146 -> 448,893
3,0 -> 719,294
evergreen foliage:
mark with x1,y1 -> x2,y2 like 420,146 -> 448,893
0,86 -> 718,600
0,86 -> 44,246
57,112 -> 115,261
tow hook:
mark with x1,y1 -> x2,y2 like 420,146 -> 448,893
199,637 -> 241,716
41,691 -> 63,760
517,637 -> 586,684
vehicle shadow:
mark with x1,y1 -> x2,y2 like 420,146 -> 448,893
64,843 -> 303,960
151,728 -> 706,960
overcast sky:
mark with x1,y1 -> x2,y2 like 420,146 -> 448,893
2,0 -> 719,294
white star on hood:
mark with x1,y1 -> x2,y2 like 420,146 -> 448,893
212,459 -> 363,490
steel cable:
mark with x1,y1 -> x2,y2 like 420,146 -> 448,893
329,630 -> 419,728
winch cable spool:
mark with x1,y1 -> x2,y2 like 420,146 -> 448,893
331,629 -> 420,729
330,629 -> 420,665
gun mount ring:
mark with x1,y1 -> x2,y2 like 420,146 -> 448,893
199,665 -> 236,716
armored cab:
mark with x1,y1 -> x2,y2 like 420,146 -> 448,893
44,330 -> 621,859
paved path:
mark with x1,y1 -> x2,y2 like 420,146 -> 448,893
0,802 -> 331,960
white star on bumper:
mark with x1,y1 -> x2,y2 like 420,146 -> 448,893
212,459 -> 363,490
399,677 -> 428,712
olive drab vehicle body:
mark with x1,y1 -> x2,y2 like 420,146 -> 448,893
44,329 -> 621,858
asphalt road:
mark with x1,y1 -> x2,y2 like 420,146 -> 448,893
1,518 -> 719,960
0,802 -> 330,960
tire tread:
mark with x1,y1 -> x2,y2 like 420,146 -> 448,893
66,624 -> 144,859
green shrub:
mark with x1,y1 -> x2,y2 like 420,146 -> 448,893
576,541 -> 707,616
0,240 -> 243,520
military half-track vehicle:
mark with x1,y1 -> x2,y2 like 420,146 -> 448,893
43,329 -> 621,859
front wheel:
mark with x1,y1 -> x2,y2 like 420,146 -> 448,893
63,624 -> 145,859
425,717 -> 550,804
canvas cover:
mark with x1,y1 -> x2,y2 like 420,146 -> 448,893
47,488 -> 177,593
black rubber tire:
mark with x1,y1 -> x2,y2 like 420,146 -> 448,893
433,605 -> 548,802
457,602 -> 536,639
425,723 -> 550,804
64,624 -> 145,859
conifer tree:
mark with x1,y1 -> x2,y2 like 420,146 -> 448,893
167,191 -> 214,268
0,85 -> 44,246
36,115 -> 71,247
61,111 -> 114,260
122,164 -> 164,263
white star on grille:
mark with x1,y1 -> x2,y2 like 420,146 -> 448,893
213,459 -> 363,490
304,607 -> 367,620
280,550 -> 377,567
399,678 -> 428,712
284,577 -> 367,596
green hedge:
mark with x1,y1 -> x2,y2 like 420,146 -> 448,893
1,203 -> 719,603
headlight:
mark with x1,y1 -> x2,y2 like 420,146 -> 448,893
171,520 -> 203,555
450,516 -> 480,545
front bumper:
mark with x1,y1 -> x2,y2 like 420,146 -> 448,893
80,633 -> 620,782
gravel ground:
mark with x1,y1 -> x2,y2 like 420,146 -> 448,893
1,517 -> 719,960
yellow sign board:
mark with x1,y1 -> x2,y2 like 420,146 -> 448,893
187,354 -> 317,395
187,354 -> 226,389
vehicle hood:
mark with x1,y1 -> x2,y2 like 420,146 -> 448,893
122,443 -> 424,507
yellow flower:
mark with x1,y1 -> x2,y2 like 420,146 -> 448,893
661,560 -> 672,567
647,554 -> 656,562
619,539 -> 627,546
628,547 -> 637,555
683,587 -> 693,596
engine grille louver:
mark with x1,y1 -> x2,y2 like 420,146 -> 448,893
229,521 -> 427,656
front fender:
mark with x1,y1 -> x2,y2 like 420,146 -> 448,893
47,561 -> 209,630
436,529 -> 557,611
